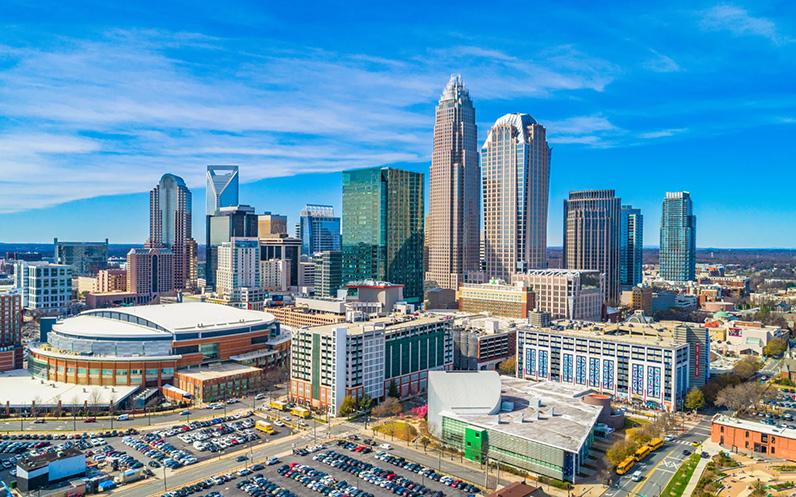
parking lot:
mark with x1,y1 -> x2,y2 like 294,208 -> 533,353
159,438 -> 483,497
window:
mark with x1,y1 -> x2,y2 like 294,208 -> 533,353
745,431 -> 749,437
720,426 -> 724,433
772,447 -> 776,454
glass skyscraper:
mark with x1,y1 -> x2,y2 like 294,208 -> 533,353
205,165 -> 239,216
660,192 -> 696,281
299,204 -> 342,255
620,205 -> 643,287
342,167 -> 424,302
481,113 -> 550,281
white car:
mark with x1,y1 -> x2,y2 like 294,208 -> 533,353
378,443 -> 392,450
631,470 -> 643,482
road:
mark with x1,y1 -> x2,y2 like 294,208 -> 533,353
605,417 -> 712,497
761,356 -> 784,378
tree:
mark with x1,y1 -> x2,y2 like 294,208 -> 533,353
372,397 -> 402,418
357,394 -> 374,412
606,440 -> 635,466
338,396 -> 358,417
750,480 -> 767,497
627,427 -> 653,447
387,379 -> 399,398
715,382 -> 774,415
684,387 -> 705,412
733,356 -> 762,380
764,337 -> 788,358
498,357 -> 517,376
419,436 -> 431,453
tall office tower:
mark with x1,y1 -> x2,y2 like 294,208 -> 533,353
563,190 -> 621,305
426,75 -> 480,292
216,237 -> 261,302
149,173 -> 196,290
0,290 -> 23,370
342,167 -> 424,302
313,251 -> 342,298
206,165 -> 239,216
206,205 -> 259,290
126,247 -> 175,297
299,204 -> 342,255
660,192 -> 696,281
53,238 -> 109,276
481,113 -> 551,281
257,212 -> 288,238
620,205 -> 644,288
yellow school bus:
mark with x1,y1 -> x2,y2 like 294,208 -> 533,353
269,400 -> 288,411
290,406 -> 311,419
616,456 -> 636,475
648,438 -> 664,451
255,420 -> 276,434
633,444 -> 652,462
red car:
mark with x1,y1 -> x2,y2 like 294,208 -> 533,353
84,417 -> 97,423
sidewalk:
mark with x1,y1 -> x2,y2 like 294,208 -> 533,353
681,439 -> 723,497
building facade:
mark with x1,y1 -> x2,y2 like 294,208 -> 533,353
96,268 -> 127,293
299,204 -> 342,255
516,321 -> 710,411
481,113 -> 550,280
13,261 -> 73,314
0,290 -> 23,370
260,259 -> 290,292
313,251 -> 342,298
512,269 -> 604,322
290,315 -> 453,414
206,165 -> 239,216
712,415 -> 796,459
457,280 -> 535,319
660,192 -> 696,282
620,205 -> 643,288
206,205 -> 258,290
53,238 -> 108,276
342,167 -> 424,303
149,173 -> 196,290
216,237 -> 261,303
426,75 -> 480,292
563,190 -> 621,304
126,247 -> 175,298
260,234 -> 302,288
258,212 -> 288,238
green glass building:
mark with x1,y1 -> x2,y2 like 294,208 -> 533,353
342,167 -> 424,303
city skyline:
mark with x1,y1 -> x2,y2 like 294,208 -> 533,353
1,1 -> 795,248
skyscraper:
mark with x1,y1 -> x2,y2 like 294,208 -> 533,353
126,247 -> 175,297
426,75 -> 480,292
313,251 -> 343,298
481,113 -> 551,280
660,192 -> 696,281
342,167 -> 424,302
53,238 -> 109,276
206,205 -> 259,290
149,173 -> 196,290
257,212 -> 288,238
206,165 -> 239,216
216,237 -> 261,303
563,190 -> 621,304
299,204 -> 342,255
620,205 -> 644,288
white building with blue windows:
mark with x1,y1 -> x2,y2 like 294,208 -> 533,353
517,321 -> 709,411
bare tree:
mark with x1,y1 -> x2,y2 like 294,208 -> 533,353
715,383 -> 775,415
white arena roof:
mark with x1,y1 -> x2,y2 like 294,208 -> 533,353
78,302 -> 276,334
54,315 -> 171,340
0,369 -> 137,407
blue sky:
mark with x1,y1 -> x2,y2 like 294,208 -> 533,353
0,1 -> 794,247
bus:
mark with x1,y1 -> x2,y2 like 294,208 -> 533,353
269,400 -> 288,411
255,420 -> 276,434
633,444 -> 651,462
648,438 -> 664,451
616,456 -> 636,475
291,406 -> 311,419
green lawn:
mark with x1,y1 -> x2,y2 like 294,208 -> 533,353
660,454 -> 701,497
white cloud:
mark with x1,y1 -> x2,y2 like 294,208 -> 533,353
0,30 -> 618,213
639,128 -> 688,139
644,49 -> 682,73
700,5 -> 789,44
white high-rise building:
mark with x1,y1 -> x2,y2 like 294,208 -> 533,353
260,259 -> 290,292
481,113 -> 550,280
13,261 -> 73,313
512,269 -> 604,322
216,237 -> 260,302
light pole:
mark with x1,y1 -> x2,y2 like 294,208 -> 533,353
162,465 -> 167,491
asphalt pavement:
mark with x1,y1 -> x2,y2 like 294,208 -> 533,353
604,417 -> 712,497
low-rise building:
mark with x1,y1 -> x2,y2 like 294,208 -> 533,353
457,280 -> 534,319
449,315 -> 516,370
17,447 -> 86,492
711,415 -> 796,459
290,314 -> 453,414
428,371 -> 602,482
512,269 -> 603,322
96,268 -> 127,293
707,319 -> 785,356
172,363 -> 264,403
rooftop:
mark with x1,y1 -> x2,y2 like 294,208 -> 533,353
713,415 -> 796,438
485,482 -> 540,497
525,320 -> 703,347
18,447 -> 84,472
174,363 -> 261,381
0,369 -> 138,407
301,314 -> 448,336
430,371 -> 602,453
